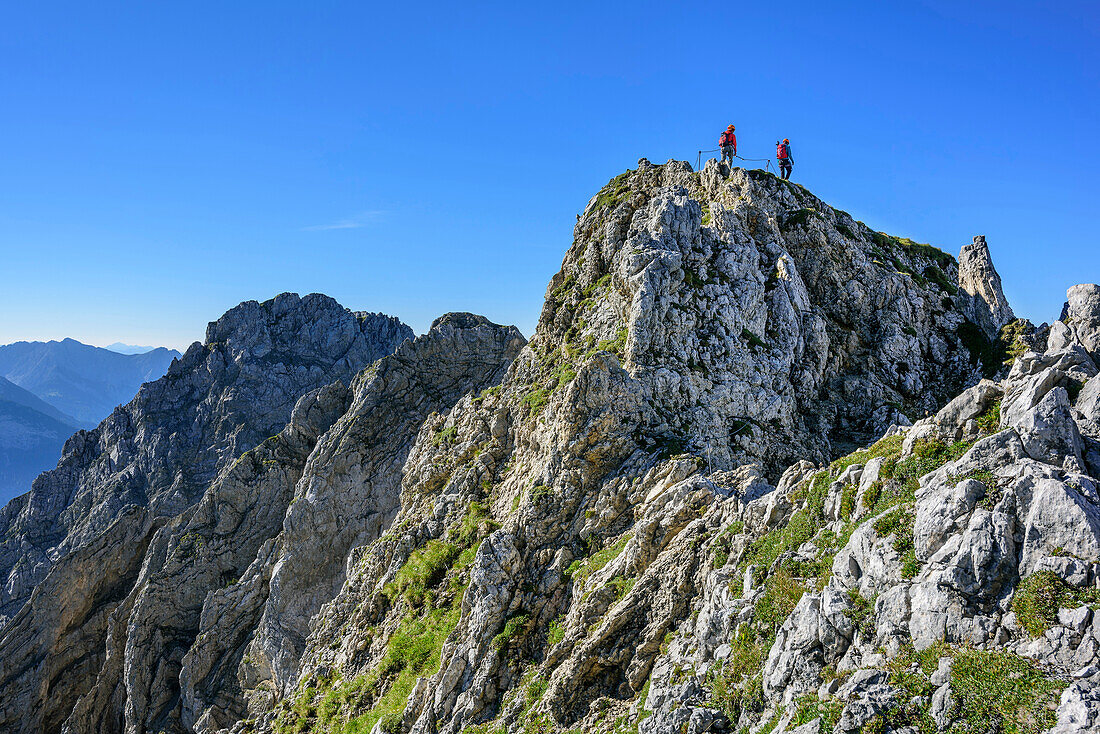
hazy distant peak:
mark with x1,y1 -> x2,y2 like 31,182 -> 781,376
104,342 -> 177,355
0,339 -> 182,426
0,375 -> 81,427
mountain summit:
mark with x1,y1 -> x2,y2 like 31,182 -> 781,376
1,161 -> 1095,734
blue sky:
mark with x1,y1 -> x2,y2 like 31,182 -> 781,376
0,1 -> 1096,350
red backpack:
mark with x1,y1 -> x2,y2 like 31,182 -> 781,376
776,142 -> 789,159
720,131 -> 734,146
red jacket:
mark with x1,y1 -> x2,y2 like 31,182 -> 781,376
720,131 -> 737,152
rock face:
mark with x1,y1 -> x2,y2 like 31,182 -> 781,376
2,161 -> 1093,734
957,235 -> 1015,342
47,312 -> 526,734
1054,284 -> 1100,359
527,159 -> 983,475
0,293 -> 413,733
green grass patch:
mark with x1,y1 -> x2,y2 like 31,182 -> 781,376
452,501 -> 499,547
607,575 -> 636,600
581,274 -> 613,298
755,566 -> 805,634
839,484 -> 856,521
781,208 -> 820,230
950,648 -> 1064,734
529,483 -> 553,507
567,533 -> 631,586
594,326 -> 628,358
829,434 -> 904,476
741,328 -> 769,350
976,399 -> 1002,434
844,588 -> 877,638
272,497 -> 505,733
593,172 -> 633,211
999,319 -> 1033,366
385,540 -> 461,606
272,597 -> 463,734
878,438 -> 972,501
493,612 -> 532,652
793,695 -> 843,731
1012,570 -> 1100,637
522,388 -> 551,418
923,265 -> 957,295
432,425 -> 457,447
867,230 -> 955,269
704,625 -> 768,724
874,507 -> 920,579
547,616 -> 565,646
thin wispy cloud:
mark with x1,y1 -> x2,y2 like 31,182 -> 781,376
301,210 -> 386,231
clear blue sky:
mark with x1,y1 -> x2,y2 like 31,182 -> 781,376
1,1 -> 1096,350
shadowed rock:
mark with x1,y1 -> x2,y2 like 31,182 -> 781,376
957,235 -> 1015,342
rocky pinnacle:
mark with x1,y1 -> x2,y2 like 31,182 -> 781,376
958,234 -> 1016,342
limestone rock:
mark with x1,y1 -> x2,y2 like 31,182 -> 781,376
1062,284 -> 1100,359
957,235 -> 1015,342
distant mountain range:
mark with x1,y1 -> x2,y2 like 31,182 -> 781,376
0,338 -> 180,506
105,342 -> 170,355
0,338 -> 180,426
0,375 -> 80,505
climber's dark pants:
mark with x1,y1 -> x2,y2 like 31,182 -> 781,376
720,145 -> 736,168
779,162 -> 792,180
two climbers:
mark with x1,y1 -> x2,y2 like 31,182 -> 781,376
776,138 -> 793,180
714,125 -> 795,181
719,125 -> 737,168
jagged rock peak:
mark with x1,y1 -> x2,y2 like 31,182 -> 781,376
430,311 -> 510,331
1053,284 -> 1100,359
41,312 -> 525,734
195,292 -> 412,363
534,158 -> 989,473
0,294 -> 415,733
957,234 -> 1015,342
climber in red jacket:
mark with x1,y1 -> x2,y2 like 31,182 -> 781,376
776,139 -> 793,180
719,125 -> 737,169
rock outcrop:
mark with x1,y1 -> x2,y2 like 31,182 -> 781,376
48,312 -> 525,734
2,160 -> 1092,734
957,235 -> 1015,343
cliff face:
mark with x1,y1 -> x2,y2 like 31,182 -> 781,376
0,293 -> 414,732
2,160 -> 1094,734
527,159 -> 985,474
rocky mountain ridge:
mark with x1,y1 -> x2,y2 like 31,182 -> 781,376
0,338 -> 181,427
1,159 -> 1095,734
